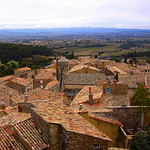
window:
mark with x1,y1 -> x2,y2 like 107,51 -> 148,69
40,80 -> 43,83
105,88 -> 111,93
41,85 -> 43,89
94,144 -> 101,150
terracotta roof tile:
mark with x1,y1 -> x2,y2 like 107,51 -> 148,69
11,77 -> 33,87
64,73 -> 106,85
0,126 -> 25,150
32,100 -> 112,142
16,67 -> 31,71
14,118 -> 48,150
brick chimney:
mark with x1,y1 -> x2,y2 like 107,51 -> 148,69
88,87 -> 93,105
113,80 -> 117,84
1,102 -> 6,110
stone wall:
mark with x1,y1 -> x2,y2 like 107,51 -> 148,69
31,109 -> 50,144
33,79 -> 52,89
103,83 -> 128,95
105,107 -> 142,131
67,131 -> 108,150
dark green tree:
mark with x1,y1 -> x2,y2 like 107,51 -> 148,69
130,84 -> 150,106
130,131 -> 150,150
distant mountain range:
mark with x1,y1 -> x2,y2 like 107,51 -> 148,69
0,27 -> 150,36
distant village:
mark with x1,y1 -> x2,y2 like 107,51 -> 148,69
0,56 -> 150,150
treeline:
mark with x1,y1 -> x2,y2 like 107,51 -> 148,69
122,51 -> 150,58
0,43 -> 53,63
120,40 -> 143,49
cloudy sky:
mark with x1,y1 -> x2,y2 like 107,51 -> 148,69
0,0 -> 150,29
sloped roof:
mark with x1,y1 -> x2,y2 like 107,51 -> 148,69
11,77 -> 33,86
64,73 -> 106,85
101,93 -> 129,106
16,67 -> 31,71
32,100 -> 112,142
89,112 -> 122,125
0,111 -> 31,126
58,56 -> 69,62
69,65 -> 100,73
119,75 -> 149,88
11,88 -> 64,103
71,86 -> 103,105
0,126 -> 25,150
14,118 -> 48,150
35,69 -> 56,80
44,80 -> 59,90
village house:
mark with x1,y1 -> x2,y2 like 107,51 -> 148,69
33,69 -> 56,89
14,67 -> 31,75
9,77 -> 33,93
119,75 -> 150,97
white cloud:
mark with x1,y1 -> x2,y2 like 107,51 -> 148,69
0,0 -> 150,29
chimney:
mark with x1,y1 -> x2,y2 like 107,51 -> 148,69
88,87 -> 93,105
113,80 -> 117,84
1,102 -> 6,110
56,59 -> 59,80
23,92 -> 28,103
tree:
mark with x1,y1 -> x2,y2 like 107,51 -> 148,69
130,84 -> 150,106
130,130 -> 150,150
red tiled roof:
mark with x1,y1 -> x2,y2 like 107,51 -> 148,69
11,77 -> 33,86
32,100 -> 112,142
14,118 -> 48,150
0,126 -> 25,150
17,67 -> 31,71
89,112 -> 122,125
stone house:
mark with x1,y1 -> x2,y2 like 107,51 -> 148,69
33,69 -> 56,89
9,77 -> 33,93
14,67 -> 31,75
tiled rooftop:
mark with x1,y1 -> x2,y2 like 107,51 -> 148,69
119,75 -> 150,88
32,100 -> 112,141
0,75 -> 13,83
58,56 -> 69,62
68,59 -> 82,65
101,93 -> 129,106
44,80 -> 59,91
0,126 -> 25,150
35,69 -> 56,80
0,84 -> 20,105
64,73 -> 106,85
16,67 -> 31,71
71,86 -> 103,105
89,112 -> 122,125
11,88 -> 64,103
69,65 -> 100,73
0,111 -> 31,126
11,77 -> 33,87
14,118 -> 48,150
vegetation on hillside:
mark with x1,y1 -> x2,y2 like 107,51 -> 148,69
0,43 -> 53,64
130,84 -> 150,106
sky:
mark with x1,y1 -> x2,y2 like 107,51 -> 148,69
0,0 -> 150,29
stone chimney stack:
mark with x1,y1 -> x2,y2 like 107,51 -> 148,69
88,87 -> 93,105
24,92 -> 28,103
1,102 -> 6,110
113,80 -> 117,84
